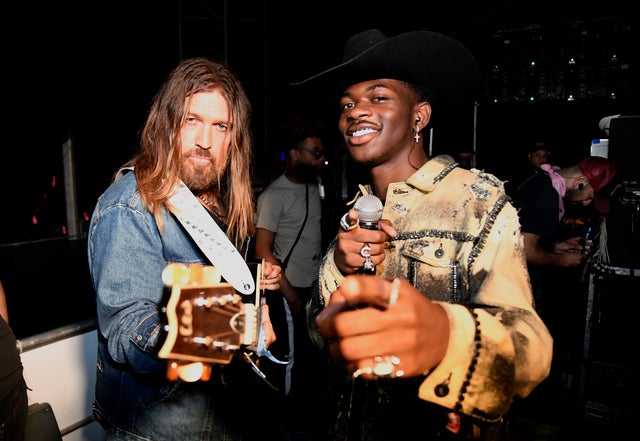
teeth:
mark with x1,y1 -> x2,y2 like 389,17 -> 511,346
351,128 -> 376,137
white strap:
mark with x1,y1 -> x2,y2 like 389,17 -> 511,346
168,181 -> 255,295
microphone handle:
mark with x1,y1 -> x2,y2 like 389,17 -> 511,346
354,194 -> 383,274
359,221 -> 379,230
357,219 -> 378,275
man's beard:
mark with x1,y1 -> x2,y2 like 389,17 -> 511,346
181,152 -> 222,195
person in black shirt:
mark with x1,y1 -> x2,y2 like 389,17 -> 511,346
511,156 -> 616,306
510,155 -> 616,419
505,140 -> 552,197
0,280 -> 28,441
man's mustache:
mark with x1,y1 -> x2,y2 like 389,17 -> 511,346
184,150 -> 214,161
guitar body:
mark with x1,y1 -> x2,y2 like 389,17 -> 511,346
158,262 -> 260,381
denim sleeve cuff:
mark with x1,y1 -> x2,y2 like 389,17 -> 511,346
129,311 -> 167,374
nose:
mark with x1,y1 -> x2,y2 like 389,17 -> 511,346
346,101 -> 372,121
196,125 -> 212,150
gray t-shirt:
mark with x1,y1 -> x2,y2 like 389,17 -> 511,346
255,174 -> 322,287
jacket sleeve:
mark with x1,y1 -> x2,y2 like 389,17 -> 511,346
89,203 -> 168,374
318,245 -> 344,308
418,202 -> 553,422
317,202 -> 553,423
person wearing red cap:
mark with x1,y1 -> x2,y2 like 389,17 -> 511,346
511,154 -> 616,305
294,28 -> 553,440
511,155 -> 616,278
510,154 -> 616,417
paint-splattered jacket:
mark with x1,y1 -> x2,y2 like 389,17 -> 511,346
319,155 -> 553,438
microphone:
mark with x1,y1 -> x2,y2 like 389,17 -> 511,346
354,195 -> 383,274
354,194 -> 383,230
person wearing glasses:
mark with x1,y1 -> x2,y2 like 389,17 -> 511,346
254,116 -> 330,439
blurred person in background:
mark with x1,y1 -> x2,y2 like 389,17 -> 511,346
510,155 -> 616,419
255,116 -> 331,440
505,140 -> 552,196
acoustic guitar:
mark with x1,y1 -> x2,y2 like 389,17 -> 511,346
158,261 -> 288,383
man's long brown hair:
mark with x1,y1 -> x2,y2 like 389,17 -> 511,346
121,57 -> 255,246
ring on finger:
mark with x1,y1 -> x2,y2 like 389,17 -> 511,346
373,355 -> 400,376
360,244 -> 371,258
373,356 -> 404,378
352,366 -> 372,378
388,278 -> 401,307
352,356 -> 404,379
363,256 -> 375,272
340,213 -> 357,232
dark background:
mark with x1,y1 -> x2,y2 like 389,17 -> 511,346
1,0 -> 637,244
1,3 -> 636,426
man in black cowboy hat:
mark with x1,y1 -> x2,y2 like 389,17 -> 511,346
295,29 -> 553,440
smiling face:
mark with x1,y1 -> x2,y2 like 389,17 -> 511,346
338,79 -> 423,168
179,90 -> 232,193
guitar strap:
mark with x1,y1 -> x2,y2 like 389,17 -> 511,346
167,180 -> 255,295
115,167 -> 255,295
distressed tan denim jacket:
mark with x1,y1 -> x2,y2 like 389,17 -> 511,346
320,155 -> 553,424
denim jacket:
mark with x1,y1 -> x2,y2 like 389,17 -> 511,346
87,171 -> 257,440
319,155 -> 553,439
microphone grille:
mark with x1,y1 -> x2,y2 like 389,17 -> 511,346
354,194 -> 384,223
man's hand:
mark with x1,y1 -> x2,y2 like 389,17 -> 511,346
260,302 -> 276,348
316,275 -> 449,379
334,209 -> 397,274
553,236 -> 588,267
261,261 -> 282,291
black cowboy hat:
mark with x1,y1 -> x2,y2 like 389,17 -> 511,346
291,29 -> 481,108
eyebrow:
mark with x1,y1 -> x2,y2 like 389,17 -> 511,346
341,82 -> 391,99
